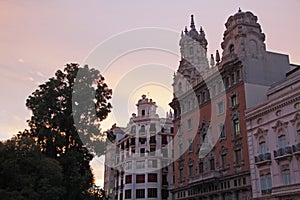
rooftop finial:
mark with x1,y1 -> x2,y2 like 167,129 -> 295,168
200,26 -> 203,33
184,26 -> 188,34
238,7 -> 242,12
190,14 -> 195,29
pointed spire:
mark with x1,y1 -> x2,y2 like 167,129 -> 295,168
216,50 -> 220,63
200,26 -> 203,33
181,30 -> 184,37
190,14 -> 195,29
184,26 -> 188,34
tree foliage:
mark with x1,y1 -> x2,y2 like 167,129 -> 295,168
8,63 -> 113,200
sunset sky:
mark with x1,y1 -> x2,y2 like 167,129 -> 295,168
1,0 -> 299,187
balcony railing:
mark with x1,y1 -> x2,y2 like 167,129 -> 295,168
274,146 -> 292,161
255,153 -> 271,166
293,142 -> 300,155
261,188 -> 272,195
189,170 -> 220,184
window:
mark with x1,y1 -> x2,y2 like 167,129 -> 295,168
179,168 -> 184,182
260,173 -> 272,193
150,123 -> 156,132
136,161 -> 145,169
229,44 -> 234,54
125,190 -> 131,199
187,118 -> 192,130
148,173 -> 157,182
125,162 -> 132,170
295,102 -> 300,109
148,159 -> 157,168
221,154 -> 227,168
199,162 -> 204,173
259,141 -> 266,154
150,135 -> 156,144
140,148 -> 145,157
162,135 -> 168,145
235,149 -> 242,165
219,123 -> 226,139
279,135 -> 286,149
148,188 -> 158,198
140,125 -> 145,133
231,94 -> 238,107
188,165 -> 193,176
136,189 -> 145,198
125,175 -> 132,184
210,158 -> 215,170
136,174 -> 145,183
141,110 -> 145,116
217,101 -> 224,115
131,126 -> 136,134
297,129 -> 300,142
233,118 -> 240,136
282,169 -> 291,185
188,139 -> 193,152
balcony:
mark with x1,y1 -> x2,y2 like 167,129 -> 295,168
261,188 -> 272,195
274,146 -> 293,162
189,170 -> 220,184
293,142 -> 300,156
254,153 -> 271,167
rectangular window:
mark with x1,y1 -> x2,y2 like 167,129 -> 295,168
259,142 -> 266,154
148,173 -> 157,182
231,94 -> 238,107
136,189 -> 145,198
125,189 -> 131,199
140,148 -> 145,157
188,165 -> 193,176
221,154 -> 227,168
179,142 -> 183,156
136,174 -> 145,183
260,173 -> 272,193
179,169 -> 183,182
233,119 -> 240,136
131,126 -> 136,134
297,129 -> 300,142
136,161 -> 145,169
217,101 -> 224,115
279,135 -> 286,149
199,162 -> 203,173
162,135 -> 168,145
219,123 -> 226,139
235,149 -> 242,165
210,158 -> 215,170
125,175 -> 132,184
148,159 -> 157,168
282,169 -> 291,185
148,188 -> 158,198
150,123 -> 156,132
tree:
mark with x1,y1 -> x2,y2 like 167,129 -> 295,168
0,135 -> 65,200
23,63 -> 112,200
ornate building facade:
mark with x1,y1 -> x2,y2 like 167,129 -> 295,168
246,68 -> 300,199
104,95 -> 174,200
169,9 -> 292,200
